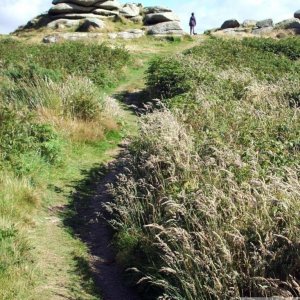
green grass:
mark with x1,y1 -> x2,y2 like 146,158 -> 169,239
3,30 -> 299,300
0,38 -> 130,88
0,128 -> 124,300
185,37 -> 300,81
241,37 -> 300,60
0,37 -> 132,299
145,37 -> 300,101
31,130 -> 123,300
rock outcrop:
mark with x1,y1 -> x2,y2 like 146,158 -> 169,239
275,18 -> 300,30
146,21 -> 184,35
256,19 -> 273,28
77,18 -> 105,31
21,0 -> 120,30
143,6 -> 183,35
144,6 -> 172,14
242,20 -> 257,28
252,27 -> 273,35
49,0 -> 122,20
206,11 -> 299,37
52,0 -> 100,6
47,19 -> 82,29
221,19 -> 240,30
49,3 -> 95,15
119,3 -> 140,18
18,1 -> 184,39
144,12 -> 180,25
43,28 -> 144,43
108,29 -> 144,39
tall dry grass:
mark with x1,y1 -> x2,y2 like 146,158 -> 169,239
108,62 -> 300,299
9,76 -> 103,119
2,75 -> 122,143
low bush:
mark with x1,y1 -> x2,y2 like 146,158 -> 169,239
184,38 -> 300,81
10,76 -> 104,120
0,103 -> 62,170
0,39 -> 130,87
147,56 -> 195,98
4,63 -> 62,82
242,37 -> 300,60
147,55 -> 219,99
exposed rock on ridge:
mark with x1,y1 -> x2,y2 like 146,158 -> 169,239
143,6 -> 183,35
205,9 -> 300,37
17,1 -> 184,38
147,21 -> 183,35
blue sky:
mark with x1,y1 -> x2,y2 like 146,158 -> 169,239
0,0 -> 298,34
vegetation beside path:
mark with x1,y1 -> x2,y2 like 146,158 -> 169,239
0,39 -> 130,299
3,33 -> 298,300
0,35 -> 196,299
109,37 -> 300,299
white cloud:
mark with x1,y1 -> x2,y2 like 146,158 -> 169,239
0,0 -> 298,34
0,0 -> 51,33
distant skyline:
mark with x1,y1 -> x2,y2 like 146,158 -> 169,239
0,0 -> 298,34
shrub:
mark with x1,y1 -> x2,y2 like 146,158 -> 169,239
60,76 -> 103,120
184,38 -> 300,81
147,56 -> 192,98
242,37 -> 300,60
147,56 -> 216,99
4,63 -> 62,82
31,124 -> 62,164
3,76 -> 104,120
0,103 -> 62,170
0,40 -> 130,88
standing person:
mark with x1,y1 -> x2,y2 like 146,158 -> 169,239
189,13 -> 196,35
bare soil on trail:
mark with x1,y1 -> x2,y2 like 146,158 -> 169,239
61,39 -> 203,299
64,58 -> 153,300
68,148 -> 141,300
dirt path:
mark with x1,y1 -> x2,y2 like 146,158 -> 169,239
69,148 -> 141,300
65,43 -> 189,299
31,141 -> 126,300
57,39 -> 203,300
20,37 -> 204,300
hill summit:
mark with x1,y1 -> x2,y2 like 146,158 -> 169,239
16,1 -> 184,38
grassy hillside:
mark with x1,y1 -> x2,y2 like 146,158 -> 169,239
0,38 -> 129,299
109,37 -> 300,299
1,32 -> 299,300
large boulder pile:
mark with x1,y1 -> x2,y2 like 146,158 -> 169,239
205,10 -> 300,37
143,6 -> 183,35
24,0 -> 140,30
17,1 -> 184,38
49,0 -> 140,19
120,3 -> 141,18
